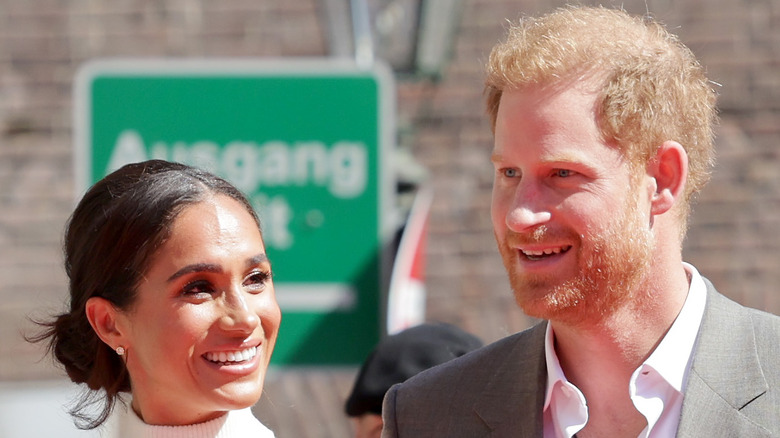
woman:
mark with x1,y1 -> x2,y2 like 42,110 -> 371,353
31,160 -> 281,436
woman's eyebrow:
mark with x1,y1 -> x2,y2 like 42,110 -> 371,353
246,253 -> 269,268
166,253 -> 269,282
166,263 -> 222,283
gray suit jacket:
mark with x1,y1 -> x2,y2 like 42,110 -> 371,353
381,280 -> 780,437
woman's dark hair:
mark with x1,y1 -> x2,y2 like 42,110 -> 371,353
29,160 -> 261,429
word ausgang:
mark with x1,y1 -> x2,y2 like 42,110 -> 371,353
107,130 -> 369,198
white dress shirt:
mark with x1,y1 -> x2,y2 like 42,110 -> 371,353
542,263 -> 707,438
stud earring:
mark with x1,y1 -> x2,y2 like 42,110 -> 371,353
116,346 -> 126,356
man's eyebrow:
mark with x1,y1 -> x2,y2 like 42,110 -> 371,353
167,263 -> 222,283
542,152 -> 588,164
490,151 -> 586,164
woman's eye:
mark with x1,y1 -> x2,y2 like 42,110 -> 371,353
244,270 -> 271,292
182,280 -> 215,296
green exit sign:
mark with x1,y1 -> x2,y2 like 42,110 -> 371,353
74,59 -> 396,365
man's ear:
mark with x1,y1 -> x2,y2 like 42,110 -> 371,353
85,296 -> 127,351
648,140 -> 688,216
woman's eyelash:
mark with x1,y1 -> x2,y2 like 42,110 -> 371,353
179,270 -> 272,296
182,279 -> 215,295
246,270 -> 272,283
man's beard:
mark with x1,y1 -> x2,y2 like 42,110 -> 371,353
497,192 -> 653,326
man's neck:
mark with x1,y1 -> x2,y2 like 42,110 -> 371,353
549,263 -> 691,437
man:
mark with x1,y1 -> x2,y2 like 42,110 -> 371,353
345,323 -> 482,438
381,5 -> 780,438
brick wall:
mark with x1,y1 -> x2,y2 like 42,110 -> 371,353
2,0 -> 779,435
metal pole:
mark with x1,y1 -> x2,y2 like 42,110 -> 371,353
350,0 -> 375,68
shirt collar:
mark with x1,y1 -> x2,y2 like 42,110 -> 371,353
543,321 -> 565,410
639,262 -> 706,392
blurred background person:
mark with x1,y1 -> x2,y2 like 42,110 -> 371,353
29,160 -> 281,436
345,322 -> 482,438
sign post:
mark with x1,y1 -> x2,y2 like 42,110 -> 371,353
74,59 -> 395,365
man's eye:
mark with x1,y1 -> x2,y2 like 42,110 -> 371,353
554,169 -> 574,178
502,168 -> 519,178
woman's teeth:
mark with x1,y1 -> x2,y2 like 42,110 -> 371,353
205,346 -> 257,364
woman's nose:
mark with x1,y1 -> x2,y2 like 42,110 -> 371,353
219,286 -> 260,334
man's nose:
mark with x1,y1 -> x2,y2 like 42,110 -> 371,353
505,181 -> 552,233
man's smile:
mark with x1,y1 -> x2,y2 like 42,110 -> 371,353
520,245 -> 572,261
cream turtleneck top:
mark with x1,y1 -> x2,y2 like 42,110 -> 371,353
120,407 -> 274,438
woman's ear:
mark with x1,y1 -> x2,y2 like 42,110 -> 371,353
85,297 -> 127,351
648,140 -> 688,216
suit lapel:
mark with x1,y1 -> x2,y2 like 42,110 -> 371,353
678,281 -> 771,437
472,322 -> 548,437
